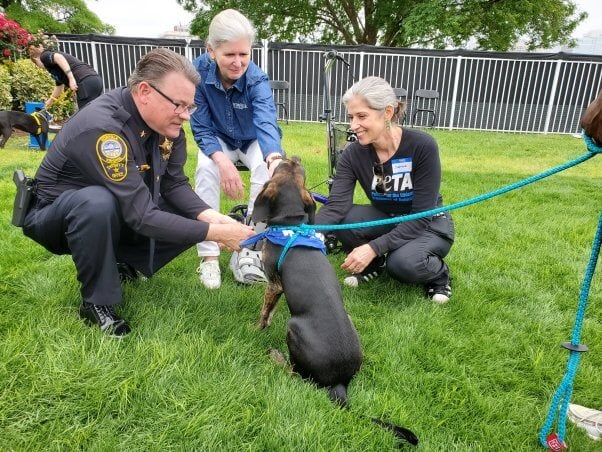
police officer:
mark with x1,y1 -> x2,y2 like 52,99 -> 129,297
22,48 -> 254,337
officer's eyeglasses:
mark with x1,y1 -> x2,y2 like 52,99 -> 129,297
373,162 -> 386,194
148,82 -> 197,115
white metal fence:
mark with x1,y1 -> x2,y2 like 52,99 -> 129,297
56,34 -> 602,135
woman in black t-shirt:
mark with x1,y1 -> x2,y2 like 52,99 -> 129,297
315,76 -> 455,303
28,43 -> 103,110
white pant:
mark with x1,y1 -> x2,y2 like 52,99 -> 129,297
195,137 -> 269,257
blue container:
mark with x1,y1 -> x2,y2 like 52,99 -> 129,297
25,101 -> 52,149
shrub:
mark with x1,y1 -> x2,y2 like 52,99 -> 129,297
48,89 -> 76,123
9,57 -> 53,110
0,64 -> 11,109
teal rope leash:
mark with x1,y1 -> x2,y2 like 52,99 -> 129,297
299,142 -> 599,233
538,212 -> 602,449
278,230 -> 301,270
582,129 -> 602,154
268,133 -> 600,273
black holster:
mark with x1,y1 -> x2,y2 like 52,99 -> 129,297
12,170 -> 34,227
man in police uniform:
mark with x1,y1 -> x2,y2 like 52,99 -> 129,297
22,48 -> 254,337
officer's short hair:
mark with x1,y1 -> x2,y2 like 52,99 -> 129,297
207,9 -> 255,49
128,48 -> 200,91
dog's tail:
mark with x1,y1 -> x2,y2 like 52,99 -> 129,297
371,417 -> 419,446
329,384 -> 418,446
328,383 -> 349,408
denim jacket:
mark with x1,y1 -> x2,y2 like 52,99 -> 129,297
190,52 -> 282,158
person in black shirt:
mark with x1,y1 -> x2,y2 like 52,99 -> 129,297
22,48 -> 254,336
28,40 -> 103,110
315,77 -> 455,303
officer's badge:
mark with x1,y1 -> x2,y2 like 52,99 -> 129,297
159,137 -> 173,161
96,133 -> 128,182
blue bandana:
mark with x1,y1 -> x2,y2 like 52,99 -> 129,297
241,227 -> 326,253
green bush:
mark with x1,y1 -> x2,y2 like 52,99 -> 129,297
48,88 -> 76,122
0,64 -> 11,110
9,58 -> 53,110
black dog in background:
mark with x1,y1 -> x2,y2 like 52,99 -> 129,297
252,157 -> 418,446
0,110 -> 49,150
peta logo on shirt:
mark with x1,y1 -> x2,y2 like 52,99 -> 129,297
372,157 -> 413,200
232,102 -> 248,110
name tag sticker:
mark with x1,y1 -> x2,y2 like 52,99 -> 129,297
392,158 -> 412,174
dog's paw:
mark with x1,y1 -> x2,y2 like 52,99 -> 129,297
257,318 -> 270,329
268,348 -> 288,368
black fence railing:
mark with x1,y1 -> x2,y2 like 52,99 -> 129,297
55,34 -> 602,134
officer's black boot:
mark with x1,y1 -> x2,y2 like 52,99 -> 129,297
79,302 -> 131,337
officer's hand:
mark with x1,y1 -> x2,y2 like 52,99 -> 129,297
217,159 -> 245,200
207,223 -> 254,252
197,209 -> 238,225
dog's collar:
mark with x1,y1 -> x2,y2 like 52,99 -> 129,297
30,112 -> 43,135
240,226 -> 326,271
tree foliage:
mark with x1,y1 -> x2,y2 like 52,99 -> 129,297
178,0 -> 586,51
2,0 -> 114,35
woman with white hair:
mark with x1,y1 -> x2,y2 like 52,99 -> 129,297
316,76 -> 455,303
191,9 -> 284,289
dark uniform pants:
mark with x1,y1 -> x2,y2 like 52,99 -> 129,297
335,204 -> 454,287
23,186 -> 194,306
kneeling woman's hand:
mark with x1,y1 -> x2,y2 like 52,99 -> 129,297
342,244 -> 377,274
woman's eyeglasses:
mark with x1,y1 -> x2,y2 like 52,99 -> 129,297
148,82 -> 197,115
373,162 -> 386,194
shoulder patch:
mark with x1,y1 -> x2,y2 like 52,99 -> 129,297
96,133 -> 128,182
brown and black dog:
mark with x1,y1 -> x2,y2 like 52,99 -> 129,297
0,110 -> 49,150
252,156 -> 362,406
252,157 -> 418,446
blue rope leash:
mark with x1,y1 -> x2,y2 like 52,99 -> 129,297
266,133 -> 600,271
278,230 -> 301,271
538,212 -> 601,448
286,135 -> 600,234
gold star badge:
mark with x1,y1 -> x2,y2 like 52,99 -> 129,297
159,137 -> 173,161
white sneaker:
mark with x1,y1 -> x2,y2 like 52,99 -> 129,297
568,403 -> 602,440
229,249 -> 266,284
197,260 -> 221,289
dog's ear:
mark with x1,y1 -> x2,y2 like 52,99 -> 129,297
251,181 -> 276,224
302,190 -> 316,224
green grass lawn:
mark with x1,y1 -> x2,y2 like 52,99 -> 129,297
0,123 -> 601,450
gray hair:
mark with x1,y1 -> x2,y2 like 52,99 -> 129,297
342,76 -> 406,120
207,9 -> 256,48
128,48 -> 200,91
